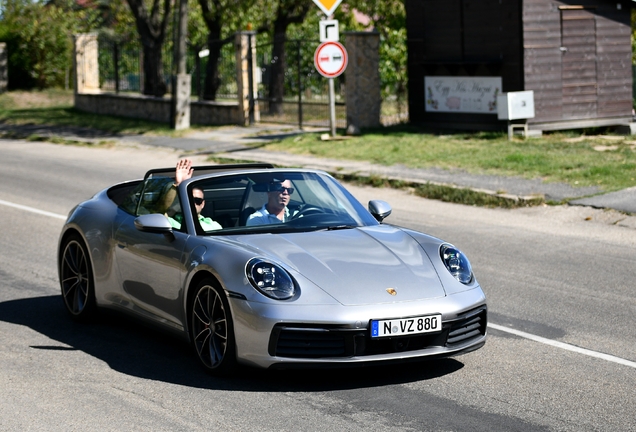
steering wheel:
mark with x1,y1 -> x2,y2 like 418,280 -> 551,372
291,205 -> 325,219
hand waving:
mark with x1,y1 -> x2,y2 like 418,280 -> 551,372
175,158 -> 194,186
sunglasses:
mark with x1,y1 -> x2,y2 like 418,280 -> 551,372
274,187 -> 294,195
193,197 -> 205,205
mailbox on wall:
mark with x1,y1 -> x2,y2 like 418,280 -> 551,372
497,91 -> 535,139
497,91 -> 535,120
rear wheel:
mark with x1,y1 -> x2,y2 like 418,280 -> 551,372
60,234 -> 97,321
190,279 -> 237,375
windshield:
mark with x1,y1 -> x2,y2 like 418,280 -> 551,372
188,171 -> 379,235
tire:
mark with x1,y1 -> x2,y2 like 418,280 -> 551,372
190,279 -> 237,375
59,234 -> 98,321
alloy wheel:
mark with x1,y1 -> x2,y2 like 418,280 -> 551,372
191,283 -> 230,370
61,239 -> 91,315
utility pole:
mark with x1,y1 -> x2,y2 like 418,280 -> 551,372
170,0 -> 191,130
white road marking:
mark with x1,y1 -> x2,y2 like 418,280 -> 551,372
0,199 -> 67,220
489,323 -> 636,369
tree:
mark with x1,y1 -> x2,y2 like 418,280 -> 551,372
194,0 -> 247,100
266,0 -> 311,115
187,0 -> 263,101
125,0 -> 172,97
92,0 -> 138,42
0,0 -> 100,89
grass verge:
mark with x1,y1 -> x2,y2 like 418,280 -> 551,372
264,125 -> 636,193
0,89 -> 189,136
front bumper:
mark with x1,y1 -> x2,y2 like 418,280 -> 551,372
229,287 -> 487,369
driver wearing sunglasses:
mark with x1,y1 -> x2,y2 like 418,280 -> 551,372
246,179 -> 297,226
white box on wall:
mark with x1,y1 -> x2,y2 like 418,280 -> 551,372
497,91 -> 535,120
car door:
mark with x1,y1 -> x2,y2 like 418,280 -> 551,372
113,177 -> 190,331
114,223 -> 189,330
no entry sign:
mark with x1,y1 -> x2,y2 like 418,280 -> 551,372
314,41 -> 348,78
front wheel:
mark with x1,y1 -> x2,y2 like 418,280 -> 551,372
190,279 -> 237,375
59,234 -> 97,321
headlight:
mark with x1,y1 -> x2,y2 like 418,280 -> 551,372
440,244 -> 473,285
246,258 -> 296,300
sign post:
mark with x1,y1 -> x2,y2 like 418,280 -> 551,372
314,41 -> 348,137
313,0 -> 345,136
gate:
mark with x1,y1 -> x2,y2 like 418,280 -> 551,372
96,35 -> 174,95
256,39 -> 346,129
95,35 -> 238,101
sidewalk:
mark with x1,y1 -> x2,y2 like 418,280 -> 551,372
3,122 -> 636,214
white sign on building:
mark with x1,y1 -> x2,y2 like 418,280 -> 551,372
424,76 -> 502,114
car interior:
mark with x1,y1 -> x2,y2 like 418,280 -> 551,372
107,165 -> 364,234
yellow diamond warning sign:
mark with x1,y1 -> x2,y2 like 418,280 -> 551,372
312,0 -> 343,16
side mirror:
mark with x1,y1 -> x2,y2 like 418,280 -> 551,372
368,200 -> 392,222
134,214 -> 173,233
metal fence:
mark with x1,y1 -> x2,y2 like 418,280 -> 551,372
93,35 -> 345,128
96,36 -> 237,100
190,41 -> 237,101
97,39 -> 147,93
256,38 -> 346,129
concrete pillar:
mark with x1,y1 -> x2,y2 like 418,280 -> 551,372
0,43 -> 7,93
235,32 -> 260,126
344,32 -> 381,132
170,0 -> 190,130
73,33 -> 100,94
171,73 -> 191,130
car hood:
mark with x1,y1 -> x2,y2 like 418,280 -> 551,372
233,226 -> 446,306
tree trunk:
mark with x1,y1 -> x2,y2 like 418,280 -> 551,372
202,33 -> 222,100
267,0 -> 309,115
125,0 -> 171,97
268,25 -> 287,115
142,41 -> 167,97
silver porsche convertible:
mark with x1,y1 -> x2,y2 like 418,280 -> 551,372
58,163 -> 487,375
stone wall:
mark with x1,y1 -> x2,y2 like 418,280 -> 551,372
73,33 -> 253,127
76,92 -> 240,126
75,93 -> 172,123
344,32 -> 381,130
71,32 -> 380,130
191,100 -> 240,126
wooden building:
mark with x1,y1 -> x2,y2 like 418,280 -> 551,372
405,0 -> 633,132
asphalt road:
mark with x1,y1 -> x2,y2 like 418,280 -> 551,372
1,141 -> 635,432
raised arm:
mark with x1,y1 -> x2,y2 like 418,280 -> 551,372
156,158 -> 194,214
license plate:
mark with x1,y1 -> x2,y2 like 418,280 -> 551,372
371,314 -> 442,338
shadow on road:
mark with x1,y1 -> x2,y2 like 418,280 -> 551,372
0,295 -> 465,391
